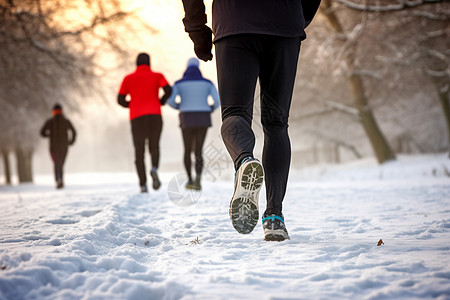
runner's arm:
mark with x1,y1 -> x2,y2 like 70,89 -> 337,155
160,85 -> 173,105
118,94 -> 129,108
181,0 -> 213,61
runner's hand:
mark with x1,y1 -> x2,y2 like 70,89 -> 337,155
188,25 -> 213,62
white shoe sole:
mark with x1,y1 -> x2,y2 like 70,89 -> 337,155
264,229 -> 290,241
229,159 -> 264,234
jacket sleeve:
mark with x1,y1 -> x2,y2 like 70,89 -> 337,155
166,84 -> 180,110
209,83 -> 220,111
67,120 -> 76,145
303,0 -> 321,28
118,75 -> 130,107
182,0 -> 208,32
118,94 -> 129,108
160,85 -> 173,105
40,120 -> 50,137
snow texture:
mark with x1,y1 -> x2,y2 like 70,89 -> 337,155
0,154 -> 449,300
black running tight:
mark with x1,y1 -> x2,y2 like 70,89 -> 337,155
131,114 -> 162,186
215,34 -> 301,216
182,127 -> 208,180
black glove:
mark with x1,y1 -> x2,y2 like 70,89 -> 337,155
188,25 -> 213,62
117,94 -> 129,108
160,85 -> 172,105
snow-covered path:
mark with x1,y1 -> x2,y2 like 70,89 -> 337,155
0,155 -> 450,300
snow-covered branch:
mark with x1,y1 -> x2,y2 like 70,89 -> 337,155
307,129 -> 363,158
334,0 -> 445,12
325,101 -> 360,116
292,101 -> 360,121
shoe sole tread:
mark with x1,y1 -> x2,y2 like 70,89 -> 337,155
229,160 -> 264,234
263,229 -> 290,241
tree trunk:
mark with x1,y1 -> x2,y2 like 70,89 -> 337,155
15,147 -> 33,183
427,70 -> 450,154
334,144 -> 341,163
438,90 -> 450,155
1,149 -> 12,185
349,74 -> 396,163
434,84 -> 450,154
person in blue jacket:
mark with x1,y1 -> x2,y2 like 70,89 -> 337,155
167,57 -> 220,190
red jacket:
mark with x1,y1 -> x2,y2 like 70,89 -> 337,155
119,65 -> 169,120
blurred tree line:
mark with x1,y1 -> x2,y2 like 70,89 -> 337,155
292,0 -> 449,166
0,0 -> 144,184
1,0 -> 449,184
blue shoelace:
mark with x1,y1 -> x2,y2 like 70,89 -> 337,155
262,215 -> 285,224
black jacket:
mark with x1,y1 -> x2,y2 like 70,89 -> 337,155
182,0 -> 321,41
40,114 -> 76,153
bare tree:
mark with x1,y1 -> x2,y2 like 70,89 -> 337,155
334,0 -> 450,153
421,31 -> 450,155
291,0 -> 448,166
0,0 -> 142,183
318,0 -> 396,164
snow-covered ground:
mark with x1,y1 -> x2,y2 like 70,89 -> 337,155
0,154 -> 449,300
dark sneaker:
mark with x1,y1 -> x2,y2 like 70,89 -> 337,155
262,214 -> 290,241
186,176 -> 201,190
193,177 -> 201,191
185,178 -> 195,190
150,169 -> 161,190
140,185 -> 148,193
56,180 -> 64,189
229,157 -> 264,234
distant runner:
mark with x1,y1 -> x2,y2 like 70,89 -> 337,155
40,103 -> 76,189
167,57 -> 220,191
118,52 -> 172,193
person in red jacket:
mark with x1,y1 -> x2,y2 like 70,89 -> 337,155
118,52 -> 172,193
40,103 -> 76,189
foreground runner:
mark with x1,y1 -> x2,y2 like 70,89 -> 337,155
181,0 -> 321,241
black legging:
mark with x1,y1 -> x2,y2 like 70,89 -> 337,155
215,34 -> 301,216
131,114 -> 162,186
51,148 -> 67,183
182,127 -> 208,180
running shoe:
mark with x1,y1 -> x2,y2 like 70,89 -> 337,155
229,157 -> 264,234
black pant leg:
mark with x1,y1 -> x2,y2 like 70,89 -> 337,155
52,148 -> 67,183
147,115 -> 162,169
259,36 -> 301,215
131,117 -> 147,186
193,127 -> 208,177
215,35 -> 260,170
182,128 -> 194,180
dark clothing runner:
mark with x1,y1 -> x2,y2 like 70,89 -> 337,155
40,112 -> 76,186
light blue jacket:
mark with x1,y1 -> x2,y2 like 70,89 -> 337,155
167,67 -> 220,112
